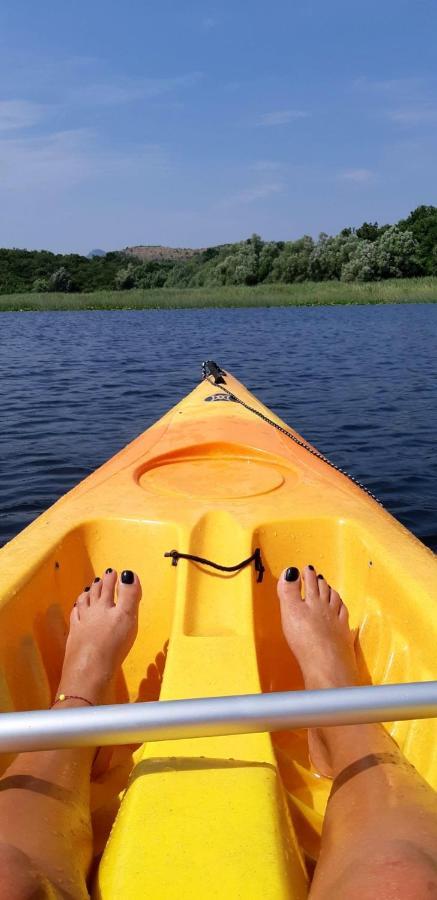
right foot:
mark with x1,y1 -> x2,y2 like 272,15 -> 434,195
55,569 -> 142,707
277,565 -> 359,775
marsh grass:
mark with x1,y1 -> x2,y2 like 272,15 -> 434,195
1,277 -> 437,311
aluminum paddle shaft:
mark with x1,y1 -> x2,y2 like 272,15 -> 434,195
1,681 -> 437,753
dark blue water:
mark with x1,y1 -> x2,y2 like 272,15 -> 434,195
1,305 -> 436,551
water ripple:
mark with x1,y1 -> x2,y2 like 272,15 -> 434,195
1,304 -> 436,551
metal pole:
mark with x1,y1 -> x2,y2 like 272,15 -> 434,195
1,681 -> 436,753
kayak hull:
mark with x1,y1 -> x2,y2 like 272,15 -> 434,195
1,369 -> 436,898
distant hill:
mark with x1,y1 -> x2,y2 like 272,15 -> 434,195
87,248 -> 106,258
124,245 -> 206,262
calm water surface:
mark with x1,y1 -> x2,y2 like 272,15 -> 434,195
1,304 -> 436,551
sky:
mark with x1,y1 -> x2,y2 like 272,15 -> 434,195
0,0 -> 436,254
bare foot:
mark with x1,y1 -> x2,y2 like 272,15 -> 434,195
277,564 -> 358,776
55,568 -> 142,707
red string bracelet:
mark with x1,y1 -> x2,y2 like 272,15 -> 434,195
52,693 -> 94,707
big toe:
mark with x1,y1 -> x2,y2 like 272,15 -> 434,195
278,567 -> 302,599
117,570 -> 142,616
277,567 -> 302,621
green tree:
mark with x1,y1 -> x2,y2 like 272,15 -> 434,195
355,222 -> 381,242
49,267 -> 74,292
398,205 -> 437,274
342,227 -> 419,281
341,241 -> 379,281
114,263 -> 137,290
308,233 -> 359,280
32,276 -> 49,292
373,226 -> 419,278
272,236 -> 314,282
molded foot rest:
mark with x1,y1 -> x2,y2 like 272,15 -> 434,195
95,758 -> 307,899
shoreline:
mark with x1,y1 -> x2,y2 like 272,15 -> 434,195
1,277 -> 437,311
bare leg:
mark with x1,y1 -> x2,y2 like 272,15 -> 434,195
278,565 -> 437,900
0,568 -> 141,899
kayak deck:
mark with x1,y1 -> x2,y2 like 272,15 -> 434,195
1,368 -> 436,898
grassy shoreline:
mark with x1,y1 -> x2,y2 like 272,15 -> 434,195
1,277 -> 437,311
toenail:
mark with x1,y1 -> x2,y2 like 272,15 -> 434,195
94,577 -> 100,583
285,567 -> 299,582
308,565 -> 314,571
318,574 -> 324,579
121,570 -> 134,584
84,585 -> 90,592
105,568 -> 113,574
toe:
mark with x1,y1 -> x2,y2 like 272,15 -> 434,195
76,588 -> 90,613
329,588 -> 342,613
317,573 -> 330,604
116,570 -> 142,616
69,601 -> 80,624
277,567 -> 302,633
302,565 -> 319,603
90,577 -> 102,603
277,567 -> 302,602
100,568 -> 117,607
339,601 -> 350,624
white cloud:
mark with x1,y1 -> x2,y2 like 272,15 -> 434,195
0,99 -> 46,131
388,105 -> 437,125
0,129 -> 168,191
70,73 -> 202,106
220,182 -> 283,206
352,76 -> 425,95
249,160 -> 283,173
353,77 -> 437,128
338,168 -> 375,183
257,110 -> 309,127
202,16 -> 218,30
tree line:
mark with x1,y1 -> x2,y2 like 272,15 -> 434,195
1,205 -> 437,295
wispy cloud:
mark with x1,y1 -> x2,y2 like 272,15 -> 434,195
388,105 -> 437,125
0,129 -> 168,191
353,77 -> 437,129
249,160 -> 283,173
0,99 -> 47,131
257,109 -> 309,127
202,16 -> 218,31
220,182 -> 283,206
70,73 -> 202,106
338,168 -> 375,183
352,76 -> 426,95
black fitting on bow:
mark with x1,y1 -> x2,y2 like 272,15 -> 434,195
164,547 -> 265,583
202,360 -> 227,385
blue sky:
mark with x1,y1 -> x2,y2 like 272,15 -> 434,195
1,0 -> 436,253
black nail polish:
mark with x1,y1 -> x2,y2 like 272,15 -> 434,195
318,574 -> 324,580
308,565 -> 314,571
84,585 -> 90,592
121,570 -> 134,585
94,576 -> 100,583
285,566 -> 299,582
105,568 -> 113,574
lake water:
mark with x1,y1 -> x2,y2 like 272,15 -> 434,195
1,304 -> 436,551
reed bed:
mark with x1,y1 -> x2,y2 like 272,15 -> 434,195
1,277 -> 437,311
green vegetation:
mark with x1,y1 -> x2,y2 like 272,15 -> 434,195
1,205 -> 437,299
1,277 -> 437,312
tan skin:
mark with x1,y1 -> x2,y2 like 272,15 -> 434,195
278,565 -> 437,899
0,569 -> 141,900
0,564 -> 436,898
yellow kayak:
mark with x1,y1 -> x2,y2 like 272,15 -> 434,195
1,362 -> 437,898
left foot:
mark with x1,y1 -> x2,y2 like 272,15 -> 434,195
55,569 -> 142,706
